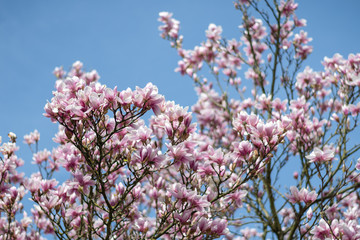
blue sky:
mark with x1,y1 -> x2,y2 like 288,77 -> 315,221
1,1 -> 360,151
0,0 -> 360,236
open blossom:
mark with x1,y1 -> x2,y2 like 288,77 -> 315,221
307,207 -> 313,221
65,205 -> 84,219
24,130 -> 40,145
206,23 -> 223,42
306,146 -> 335,163
210,218 -> 228,236
158,12 -> 180,40
0,142 -> 19,155
174,210 -> 192,224
310,218 -> 331,239
167,142 -> 193,167
279,0 -> 298,17
286,186 -> 317,204
69,170 -> 95,194
32,149 -> 51,164
279,208 -> 295,226
240,227 -> 260,239
225,190 -> 248,207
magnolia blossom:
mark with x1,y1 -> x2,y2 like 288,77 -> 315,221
307,207 -> 313,221
286,186 -> 318,204
24,129 -> 40,145
310,219 -> 331,239
305,147 -> 335,163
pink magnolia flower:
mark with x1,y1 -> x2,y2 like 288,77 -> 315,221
24,173 -> 42,193
225,190 -> 247,207
65,205 -> 84,219
323,53 -> 345,70
307,207 -> 313,221
310,218 -> 331,239
21,211 -> 33,228
174,210 -> 192,224
132,218 -> 152,234
158,12 -> 180,39
167,142 -> 193,167
136,83 -> 164,116
209,218 -> 228,236
69,170 -> 95,194
272,98 -> 287,112
40,179 -> 58,192
39,195 -> 60,211
88,92 -> 104,110
325,204 -> 340,220
208,146 -> 226,165
53,66 -> 65,79
295,45 -> 313,60
58,153 -> 81,172
286,186 -> 317,204
198,217 -> 210,233
349,102 -> 360,116
0,142 -> 19,156
206,23 -> 223,42
279,208 -> 295,226
133,145 -> 165,167
32,149 -> 51,164
72,60 -> 83,71
240,227 -> 260,239
169,183 -> 189,201
233,141 -> 253,162
279,0 -> 298,17
83,69 -> 100,85
306,146 -> 335,163
197,163 -> 216,178
24,130 -> 40,145
294,15 -> 307,27
118,87 -> 133,106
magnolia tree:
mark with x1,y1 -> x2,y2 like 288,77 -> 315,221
1,0 -> 360,239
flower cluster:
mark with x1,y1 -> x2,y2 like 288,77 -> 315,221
2,0 -> 360,239
156,0 -> 360,239
0,135 -> 45,239
286,186 -> 318,204
15,61 -> 257,239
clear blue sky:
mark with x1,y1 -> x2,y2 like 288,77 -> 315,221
0,0 -> 360,236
